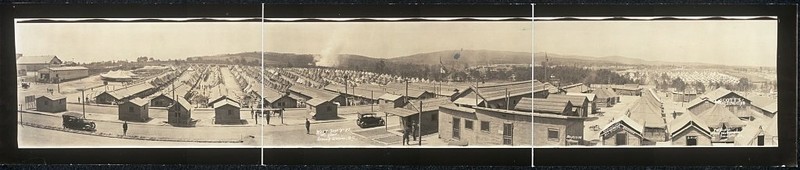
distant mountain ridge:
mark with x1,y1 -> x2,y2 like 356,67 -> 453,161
186,50 -> 533,67
533,52 -> 720,66
389,50 -> 532,66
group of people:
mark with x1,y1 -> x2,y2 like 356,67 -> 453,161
402,121 -> 420,145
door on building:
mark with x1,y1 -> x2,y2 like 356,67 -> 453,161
615,133 -> 627,145
503,123 -> 513,145
757,135 -> 765,146
452,118 -> 460,140
686,136 -> 697,146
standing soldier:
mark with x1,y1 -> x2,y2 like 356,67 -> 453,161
305,118 -> 311,134
122,121 -> 128,136
403,124 -> 410,145
412,121 -> 419,141
266,111 -> 271,125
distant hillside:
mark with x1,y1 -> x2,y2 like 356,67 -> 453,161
186,50 -> 532,68
389,50 -> 532,66
186,52 -> 315,66
534,52 -> 718,66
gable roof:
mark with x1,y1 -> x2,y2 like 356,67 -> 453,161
172,96 -> 193,111
695,104 -> 746,128
17,55 -> 60,64
45,66 -> 89,71
106,83 -> 154,100
38,94 -> 67,101
452,97 -> 484,107
562,83 -> 589,92
734,114 -> 778,145
565,93 -> 596,102
325,84 -> 390,100
600,115 -> 645,137
531,98 -> 572,114
668,112 -> 712,138
746,95 -> 777,114
546,94 -> 588,106
289,85 -> 340,102
378,93 -> 403,101
262,88 -> 289,103
687,87 -> 746,109
126,98 -> 150,106
466,80 -> 533,102
592,88 -> 619,99
513,97 -> 533,112
627,89 -> 665,128
306,98 -> 331,106
213,98 -> 240,109
385,97 -> 454,117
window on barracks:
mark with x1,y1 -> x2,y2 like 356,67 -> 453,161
547,128 -> 559,141
431,114 -> 437,121
129,106 -> 134,113
465,120 -> 473,130
480,121 -> 490,132
228,110 -> 232,115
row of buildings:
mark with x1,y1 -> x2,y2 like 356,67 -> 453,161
530,78 -> 778,147
17,55 -> 90,83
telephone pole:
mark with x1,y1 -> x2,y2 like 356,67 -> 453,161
418,100 -> 422,146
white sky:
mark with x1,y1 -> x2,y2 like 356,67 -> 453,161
15,22 -> 262,63
263,21 -> 532,58
533,20 -> 778,67
16,20 -> 533,63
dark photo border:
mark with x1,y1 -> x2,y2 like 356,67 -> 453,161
532,4 -> 797,166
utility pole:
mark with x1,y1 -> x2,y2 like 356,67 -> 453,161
475,79 -> 479,107
505,88 -> 510,110
81,89 -> 86,118
544,53 -> 548,82
418,100 -> 422,146
371,90 -> 374,112
405,79 -> 409,105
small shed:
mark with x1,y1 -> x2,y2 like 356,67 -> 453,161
667,113 -> 712,146
118,98 -> 150,122
213,98 -> 241,124
734,114 -> 778,146
95,91 -> 123,105
168,97 -> 193,126
150,93 -> 175,107
378,93 -> 406,108
600,115 -> 645,146
36,94 -> 67,113
307,98 -> 338,120
593,88 -> 619,107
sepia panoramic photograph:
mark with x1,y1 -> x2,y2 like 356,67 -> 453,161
14,18 -> 534,148
532,18 -> 778,147
15,18 -> 264,147
260,20 -> 532,147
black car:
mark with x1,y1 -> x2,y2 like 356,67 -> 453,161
356,113 -> 385,128
62,112 -> 96,131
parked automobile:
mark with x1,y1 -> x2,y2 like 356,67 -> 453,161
62,112 -> 96,131
356,112 -> 385,128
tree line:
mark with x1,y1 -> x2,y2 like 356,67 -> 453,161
533,66 -> 634,86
